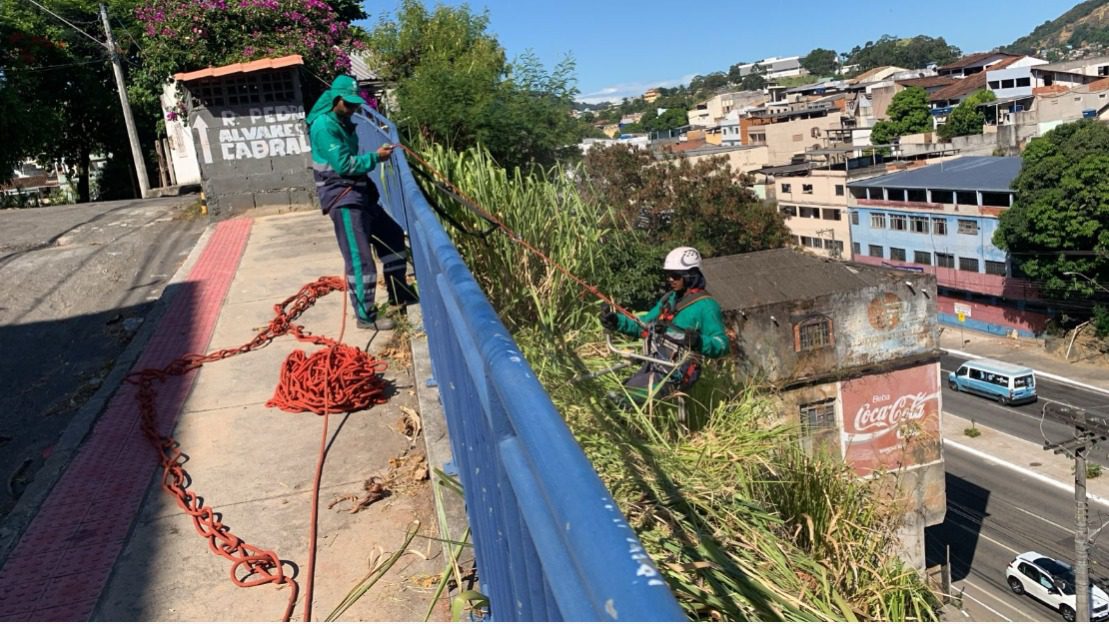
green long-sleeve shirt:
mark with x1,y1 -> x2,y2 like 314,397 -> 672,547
308,110 -> 380,177
613,291 -> 729,358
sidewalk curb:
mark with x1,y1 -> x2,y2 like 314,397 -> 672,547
0,218 -> 218,566
945,347 -> 1109,396
944,437 -> 1109,508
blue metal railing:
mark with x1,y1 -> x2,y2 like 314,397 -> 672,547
352,108 -> 685,621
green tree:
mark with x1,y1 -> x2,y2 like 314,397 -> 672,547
938,89 -> 995,140
580,144 -> 790,258
1,0 -> 146,200
727,61 -> 747,84
994,120 -> 1109,300
800,48 -> 838,77
871,86 -> 931,145
846,35 -> 960,71
740,63 -> 767,91
369,0 -> 583,170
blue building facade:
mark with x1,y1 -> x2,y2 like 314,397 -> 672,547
846,156 -> 1050,337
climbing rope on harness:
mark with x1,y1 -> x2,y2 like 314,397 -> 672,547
126,276 -> 390,621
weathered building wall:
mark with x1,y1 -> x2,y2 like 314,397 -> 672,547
726,272 -> 938,385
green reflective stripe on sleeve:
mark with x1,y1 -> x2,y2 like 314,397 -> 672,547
340,208 -> 369,320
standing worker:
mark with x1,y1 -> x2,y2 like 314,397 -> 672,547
306,75 -> 415,330
600,246 -> 729,402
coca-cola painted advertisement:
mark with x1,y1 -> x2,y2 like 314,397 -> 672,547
840,363 -> 941,476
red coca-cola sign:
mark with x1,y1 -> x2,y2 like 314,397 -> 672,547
840,363 -> 941,475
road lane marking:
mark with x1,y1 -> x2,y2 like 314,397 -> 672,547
944,348 -> 1109,397
961,579 -> 1015,621
945,439 -> 1109,508
1011,505 -> 1071,533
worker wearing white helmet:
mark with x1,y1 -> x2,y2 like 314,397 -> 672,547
600,246 -> 728,401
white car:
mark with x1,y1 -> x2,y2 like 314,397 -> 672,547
1006,551 -> 1109,621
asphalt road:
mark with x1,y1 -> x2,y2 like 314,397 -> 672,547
936,352 -> 1109,621
933,445 -> 1109,622
941,353 -> 1109,463
0,197 -> 205,520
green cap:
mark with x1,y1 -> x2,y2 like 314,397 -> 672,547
331,74 -> 365,105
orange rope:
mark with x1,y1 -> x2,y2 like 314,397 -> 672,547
126,276 -> 389,621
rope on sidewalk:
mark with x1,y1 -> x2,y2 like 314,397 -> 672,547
125,276 -> 390,621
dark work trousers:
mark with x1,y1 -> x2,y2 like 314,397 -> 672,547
329,202 -> 409,322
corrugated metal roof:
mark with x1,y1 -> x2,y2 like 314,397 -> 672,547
939,52 -> 1019,71
173,54 -> 303,82
847,156 -> 1021,193
701,248 -> 888,310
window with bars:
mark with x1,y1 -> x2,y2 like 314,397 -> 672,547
835,184 -> 845,196
914,250 -> 932,265
189,71 -> 297,108
933,218 -> 948,235
890,247 -> 906,261
910,216 -> 930,233
800,399 -> 838,455
985,260 -> 1007,276
869,244 -> 883,258
871,213 -> 886,229
936,252 -> 955,268
958,219 -> 979,235
796,317 -> 833,351
891,214 -> 907,231
959,257 -> 980,272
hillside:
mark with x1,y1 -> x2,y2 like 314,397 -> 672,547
1007,0 -> 1109,58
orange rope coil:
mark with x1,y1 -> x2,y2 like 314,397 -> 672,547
125,276 -> 390,621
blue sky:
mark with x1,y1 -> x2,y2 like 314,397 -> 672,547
364,0 -> 1080,103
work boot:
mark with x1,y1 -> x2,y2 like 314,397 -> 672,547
356,317 -> 395,331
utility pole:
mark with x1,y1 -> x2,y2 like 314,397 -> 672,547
1044,404 -> 1109,622
817,228 -> 840,259
99,3 -> 150,198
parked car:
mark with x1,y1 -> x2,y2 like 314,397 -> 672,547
1006,551 -> 1109,621
948,358 -> 1037,405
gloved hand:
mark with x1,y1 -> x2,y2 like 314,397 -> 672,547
683,328 -> 701,352
600,304 -> 619,331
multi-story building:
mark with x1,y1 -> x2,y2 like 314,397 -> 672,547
1031,55 -> 1109,89
985,56 -> 1048,100
687,90 -> 767,128
772,166 -> 852,258
937,52 -> 1021,78
847,156 -> 1050,336
701,248 -> 945,570
642,87 -> 662,103
732,56 -> 806,80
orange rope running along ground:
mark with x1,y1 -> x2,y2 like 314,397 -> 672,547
125,276 -> 390,621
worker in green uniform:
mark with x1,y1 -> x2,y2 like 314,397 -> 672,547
600,246 -> 729,402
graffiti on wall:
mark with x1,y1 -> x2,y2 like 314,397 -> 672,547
840,362 -> 941,475
192,105 -> 311,164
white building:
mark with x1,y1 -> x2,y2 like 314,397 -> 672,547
734,56 -> 806,80
986,57 -> 1048,100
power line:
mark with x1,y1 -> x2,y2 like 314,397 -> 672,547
3,59 -> 105,72
24,0 -> 107,50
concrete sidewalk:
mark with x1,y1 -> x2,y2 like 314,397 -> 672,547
0,211 -> 450,621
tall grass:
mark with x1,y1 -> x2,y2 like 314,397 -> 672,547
412,143 -> 940,621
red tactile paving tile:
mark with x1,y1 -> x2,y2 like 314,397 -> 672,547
0,218 -> 252,620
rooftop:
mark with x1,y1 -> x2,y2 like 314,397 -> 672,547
174,54 -> 303,82
701,248 -> 891,310
847,156 -> 1021,193
938,51 -> 1020,71
930,57 -> 1020,102
896,75 -> 958,90
1035,55 -> 1109,74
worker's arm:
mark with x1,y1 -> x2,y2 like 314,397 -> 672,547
614,297 -> 664,337
694,299 -> 729,358
309,116 -> 380,177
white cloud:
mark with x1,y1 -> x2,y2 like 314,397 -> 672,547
577,74 -> 696,105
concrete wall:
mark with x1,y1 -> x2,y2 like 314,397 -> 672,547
682,145 -> 770,175
760,113 -> 846,165
161,82 -> 202,186
726,272 -> 937,385
774,170 -> 850,258
986,64 -> 1041,100
184,69 -> 316,217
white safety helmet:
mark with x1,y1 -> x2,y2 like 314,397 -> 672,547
663,246 -> 702,271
